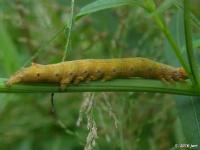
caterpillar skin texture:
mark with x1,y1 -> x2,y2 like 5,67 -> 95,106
6,58 -> 187,89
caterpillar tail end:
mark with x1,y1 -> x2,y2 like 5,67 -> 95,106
5,80 -> 14,87
6,75 -> 22,87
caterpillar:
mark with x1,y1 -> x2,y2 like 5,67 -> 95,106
6,57 -> 187,89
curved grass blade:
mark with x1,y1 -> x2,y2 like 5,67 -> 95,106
164,6 -> 200,144
0,22 -> 20,75
149,0 -> 178,17
175,96 -> 200,144
76,0 -> 141,19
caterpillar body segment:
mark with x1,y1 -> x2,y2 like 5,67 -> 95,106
6,58 -> 188,89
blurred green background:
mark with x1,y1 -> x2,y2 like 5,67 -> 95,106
0,0 -> 200,150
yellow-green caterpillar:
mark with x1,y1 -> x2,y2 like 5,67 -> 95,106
6,57 -> 187,89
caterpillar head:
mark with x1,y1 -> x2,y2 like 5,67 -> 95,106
173,67 -> 188,80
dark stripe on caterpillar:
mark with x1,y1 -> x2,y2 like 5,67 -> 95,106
6,57 -> 188,89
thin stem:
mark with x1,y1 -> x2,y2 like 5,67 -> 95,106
154,15 -> 189,73
143,0 -> 190,75
50,93 -> 56,115
62,0 -> 75,61
184,0 -> 200,86
0,78 -> 199,96
22,26 -> 65,68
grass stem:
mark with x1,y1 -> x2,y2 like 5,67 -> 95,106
0,78 -> 199,96
184,0 -> 200,86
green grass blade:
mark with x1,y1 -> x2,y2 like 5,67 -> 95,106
175,96 -> 200,143
22,26 -> 65,67
0,22 -> 20,75
76,0 -> 140,19
150,0 -> 178,16
142,0 -> 190,74
164,6 -> 200,144
173,1 -> 200,33
0,78 -> 199,96
164,8 -> 187,65
184,0 -> 200,86
181,38 -> 200,53
192,38 -> 200,49
62,0 -> 74,61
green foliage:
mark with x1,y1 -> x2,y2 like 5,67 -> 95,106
0,0 -> 200,149
0,22 -> 20,75
0,77 -> 197,95
76,0 -> 140,19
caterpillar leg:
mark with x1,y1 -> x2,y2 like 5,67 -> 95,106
178,78 -> 187,83
160,76 -> 175,84
60,78 -> 71,90
85,78 -> 92,83
89,75 -> 98,81
102,76 -> 112,82
85,75 -> 100,82
168,78 -> 176,84
160,78 -> 169,84
74,76 -> 84,84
